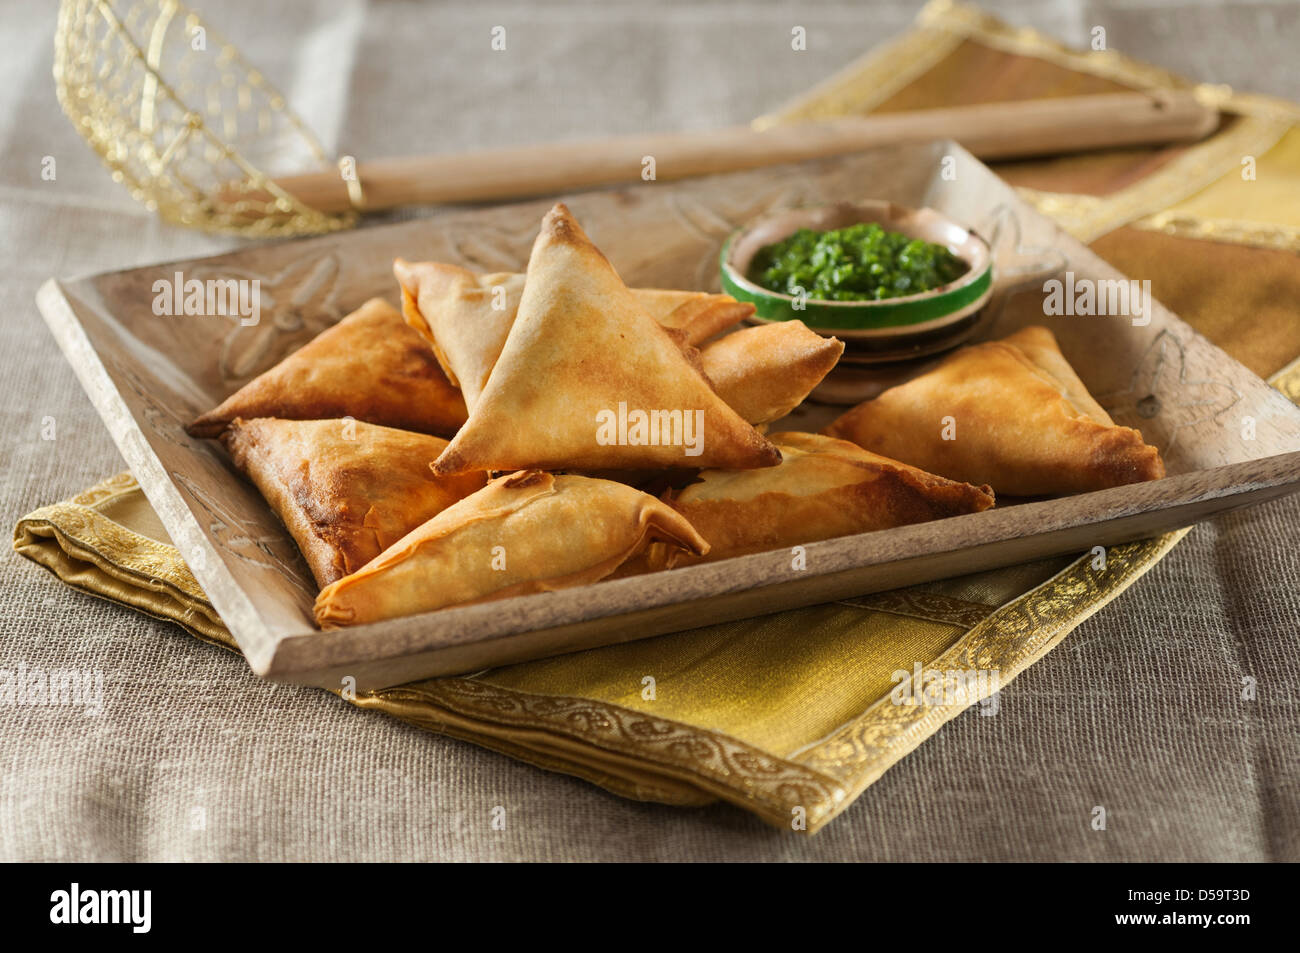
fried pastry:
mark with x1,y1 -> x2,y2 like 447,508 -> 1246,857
824,325 -> 1164,496
313,470 -> 708,627
699,321 -> 844,424
645,431 -> 994,568
222,417 -> 485,588
631,288 -> 753,345
393,264 -> 524,411
393,261 -> 753,411
187,298 -> 467,439
430,204 -> 780,474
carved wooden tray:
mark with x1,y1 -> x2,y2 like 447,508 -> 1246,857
36,141 -> 1300,690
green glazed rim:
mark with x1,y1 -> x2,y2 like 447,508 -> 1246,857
719,202 -> 995,333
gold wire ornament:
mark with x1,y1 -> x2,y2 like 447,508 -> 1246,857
53,0 -> 358,236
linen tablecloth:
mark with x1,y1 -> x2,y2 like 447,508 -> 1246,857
3,0 -> 1298,860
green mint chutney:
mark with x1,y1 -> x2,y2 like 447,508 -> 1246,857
748,223 -> 969,302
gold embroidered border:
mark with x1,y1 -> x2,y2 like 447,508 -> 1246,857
0,475 -> 1204,834
13,485 -> 233,651
67,470 -> 140,507
837,590 -> 995,628
1013,116 -> 1291,243
370,678 -> 851,831
14,485 -> 209,605
1129,213 -> 1300,254
1269,359 -> 1300,405
350,689 -> 717,807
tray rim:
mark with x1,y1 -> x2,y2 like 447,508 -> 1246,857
36,277 -> 279,674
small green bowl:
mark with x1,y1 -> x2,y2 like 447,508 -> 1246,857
720,201 -> 994,361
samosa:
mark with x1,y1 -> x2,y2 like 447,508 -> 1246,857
824,325 -> 1164,496
187,298 -> 467,439
646,432 -> 994,568
430,204 -> 780,474
699,321 -> 844,424
314,470 -> 708,627
223,417 -> 484,587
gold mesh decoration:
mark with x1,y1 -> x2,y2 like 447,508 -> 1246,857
53,0 -> 357,236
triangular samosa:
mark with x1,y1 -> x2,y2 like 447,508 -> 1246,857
699,321 -> 844,424
188,298 -> 467,439
222,417 -> 485,588
824,325 -> 1165,496
646,432 -> 994,568
393,261 -> 752,411
430,204 -> 781,474
314,470 -> 708,627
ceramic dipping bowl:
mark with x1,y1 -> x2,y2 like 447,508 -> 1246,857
720,200 -> 994,364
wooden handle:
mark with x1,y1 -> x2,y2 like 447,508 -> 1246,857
249,91 -> 1216,216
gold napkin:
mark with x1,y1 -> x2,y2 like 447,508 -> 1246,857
17,0 -> 1300,833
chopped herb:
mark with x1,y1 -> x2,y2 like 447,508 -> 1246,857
748,223 -> 968,301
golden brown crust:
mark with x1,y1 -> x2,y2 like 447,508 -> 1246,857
429,204 -> 780,474
393,260 -> 523,409
187,298 -> 467,439
221,417 -> 485,588
997,325 -> 1114,425
312,470 -> 708,627
393,262 -> 754,413
699,321 -> 844,424
634,291 -> 754,345
646,431 -> 994,568
400,284 -> 457,386
824,325 -> 1165,496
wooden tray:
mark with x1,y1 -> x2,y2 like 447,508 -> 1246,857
36,141 -> 1300,691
